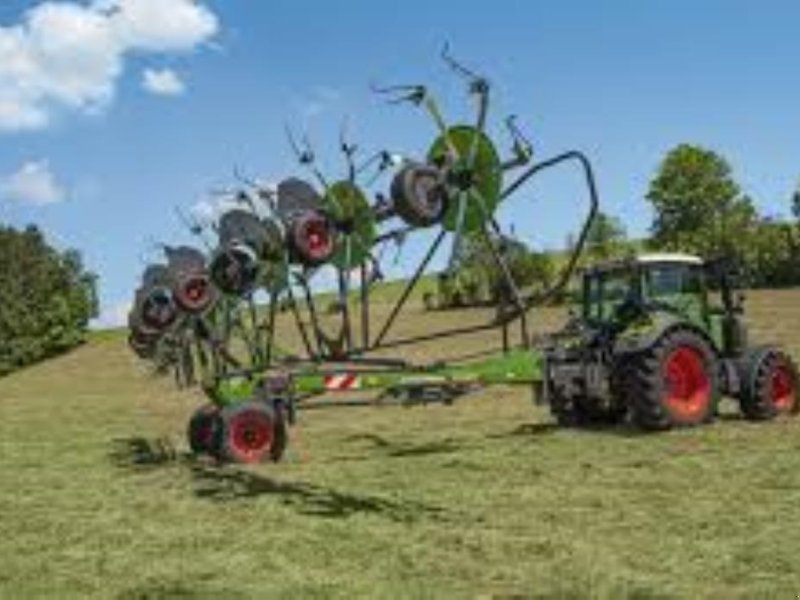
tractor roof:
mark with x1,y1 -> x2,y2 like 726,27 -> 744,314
635,253 -> 703,265
586,253 -> 703,275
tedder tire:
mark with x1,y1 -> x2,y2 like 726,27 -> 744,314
391,164 -> 448,228
187,404 -> 222,456
737,347 -> 799,420
623,328 -> 719,430
217,401 -> 288,464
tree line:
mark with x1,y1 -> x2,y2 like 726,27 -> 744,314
0,225 -> 98,376
431,144 -> 800,309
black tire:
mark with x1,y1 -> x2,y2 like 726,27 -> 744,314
187,404 -> 222,456
290,211 -> 335,266
216,401 -> 287,464
269,400 -> 289,462
391,164 -> 448,227
622,328 -> 719,430
737,347 -> 799,420
210,243 -> 260,296
140,287 -> 178,332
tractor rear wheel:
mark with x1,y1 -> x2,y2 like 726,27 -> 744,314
623,329 -> 719,430
187,404 -> 222,456
737,347 -> 799,420
217,401 -> 287,464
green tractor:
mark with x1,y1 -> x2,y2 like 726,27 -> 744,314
544,253 -> 799,429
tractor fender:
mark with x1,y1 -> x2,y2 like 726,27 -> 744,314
613,319 -> 720,359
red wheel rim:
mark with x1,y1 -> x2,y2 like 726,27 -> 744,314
301,216 -> 333,261
771,363 -> 796,413
178,275 -> 211,311
228,410 -> 274,463
662,346 -> 711,422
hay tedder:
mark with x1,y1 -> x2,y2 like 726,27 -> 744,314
128,50 -> 799,464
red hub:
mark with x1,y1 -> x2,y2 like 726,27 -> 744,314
296,212 -> 334,263
228,410 -> 274,463
177,275 -> 212,312
770,363 -> 797,413
663,346 -> 711,423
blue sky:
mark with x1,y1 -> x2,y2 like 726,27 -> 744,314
1,0 -> 799,327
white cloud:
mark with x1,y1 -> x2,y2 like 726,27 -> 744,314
91,300 -> 131,330
142,67 -> 185,96
0,0 -> 219,132
0,160 -> 66,205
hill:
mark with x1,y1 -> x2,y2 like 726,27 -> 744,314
1,289 -> 800,597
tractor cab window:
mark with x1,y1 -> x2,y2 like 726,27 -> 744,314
584,269 -> 638,321
645,264 -> 703,300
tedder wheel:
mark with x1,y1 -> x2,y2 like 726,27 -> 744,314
391,164 -> 448,228
623,328 -> 719,430
174,273 -> 215,313
290,211 -> 335,266
187,404 -> 222,456
217,401 -> 288,464
737,347 -> 799,420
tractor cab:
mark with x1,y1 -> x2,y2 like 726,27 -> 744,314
583,253 -> 706,323
580,253 -> 747,357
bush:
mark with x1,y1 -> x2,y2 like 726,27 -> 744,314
0,225 -> 97,375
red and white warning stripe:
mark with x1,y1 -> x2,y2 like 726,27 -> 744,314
324,373 -> 361,391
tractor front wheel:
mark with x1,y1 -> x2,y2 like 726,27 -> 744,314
737,347 -> 799,420
623,329 -> 719,430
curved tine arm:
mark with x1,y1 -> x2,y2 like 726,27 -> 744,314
174,207 -> 212,251
256,186 -> 278,215
441,42 -> 489,95
369,80 -> 427,105
233,165 -> 260,190
339,117 -> 358,181
499,115 -> 534,171
285,124 -> 314,165
233,188 -> 259,215
498,151 -> 599,321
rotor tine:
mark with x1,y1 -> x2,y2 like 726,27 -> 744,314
369,80 -> 427,105
233,165 -> 260,189
285,124 -> 311,165
339,116 -> 358,180
441,42 -> 488,93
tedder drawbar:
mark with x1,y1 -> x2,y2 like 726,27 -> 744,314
128,49 -> 799,464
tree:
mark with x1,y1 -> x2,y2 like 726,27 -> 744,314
0,224 -> 98,375
647,145 -> 756,262
792,183 -> 800,222
433,232 -> 553,309
585,211 -> 627,260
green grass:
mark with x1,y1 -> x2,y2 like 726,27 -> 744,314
2,290 -> 800,598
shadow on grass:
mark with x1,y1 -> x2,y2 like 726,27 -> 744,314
109,437 -> 446,523
488,420 -> 652,440
343,432 -> 466,458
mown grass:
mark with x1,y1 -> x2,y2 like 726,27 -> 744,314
1,289 -> 800,598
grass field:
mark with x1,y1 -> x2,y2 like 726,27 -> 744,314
2,289 -> 800,598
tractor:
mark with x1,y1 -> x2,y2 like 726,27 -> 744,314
543,253 -> 799,429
